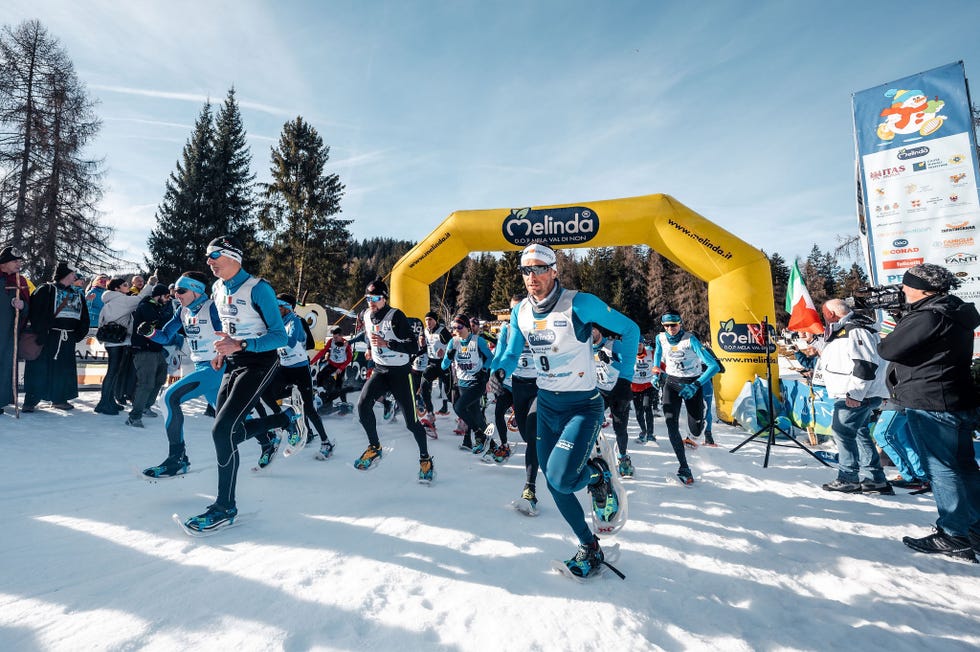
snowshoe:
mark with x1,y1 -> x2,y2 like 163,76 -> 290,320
252,436 -> 280,472
683,437 -> 699,449
512,485 -> 539,516
676,467 -> 695,485
281,388 -> 309,457
142,455 -> 190,479
354,444 -> 383,470
552,537 -> 624,581
418,456 -> 435,485
588,433 -> 629,536
420,416 -> 438,439
617,454 -> 634,478
315,441 -> 335,461
178,503 -> 238,535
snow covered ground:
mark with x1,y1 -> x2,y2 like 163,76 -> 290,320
2,389 -> 979,651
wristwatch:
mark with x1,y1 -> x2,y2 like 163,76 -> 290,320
239,339 -> 249,351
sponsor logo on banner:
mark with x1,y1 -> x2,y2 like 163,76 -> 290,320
874,89 -> 948,142
502,206 -> 599,246
946,252 -> 979,265
869,165 -> 906,180
951,173 -> 967,184
881,246 -> 919,255
885,273 -> 905,283
953,273 -> 980,282
932,237 -> 975,248
892,238 -> 909,247
897,146 -> 929,160
715,319 -> 775,354
882,258 -> 924,269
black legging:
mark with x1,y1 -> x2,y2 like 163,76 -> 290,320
357,364 -> 429,456
421,362 -> 451,413
511,377 -> 539,487
632,385 -> 657,436
212,352 -> 281,509
493,386 -> 513,445
601,389 -> 631,456
454,380 -> 489,443
662,375 -> 704,470
244,364 -> 330,444
96,345 -> 127,410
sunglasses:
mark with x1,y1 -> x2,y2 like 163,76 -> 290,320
663,323 -> 681,328
520,264 -> 554,276
364,294 -> 384,302
451,323 -> 468,330
174,287 -> 191,295
207,250 -> 224,260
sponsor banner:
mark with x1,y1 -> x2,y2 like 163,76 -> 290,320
853,61 -> 980,352
715,319 -> 776,354
501,206 -> 599,246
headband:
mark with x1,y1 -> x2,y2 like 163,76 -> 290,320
206,244 -> 243,264
902,270 -> 940,291
175,277 -> 207,294
520,243 -> 557,266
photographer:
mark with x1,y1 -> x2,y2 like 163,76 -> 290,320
878,263 -> 980,563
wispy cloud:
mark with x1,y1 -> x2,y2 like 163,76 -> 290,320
91,84 -> 296,117
103,116 -> 193,130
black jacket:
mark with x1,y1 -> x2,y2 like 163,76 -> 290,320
878,293 -> 980,411
130,297 -> 171,352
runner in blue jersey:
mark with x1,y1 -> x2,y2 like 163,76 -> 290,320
490,243 -> 639,578
441,313 -> 495,452
652,311 -> 721,485
182,235 -> 287,533
137,271 -> 223,478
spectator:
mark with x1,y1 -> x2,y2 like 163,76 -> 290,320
85,274 -> 110,328
126,284 -> 171,427
22,262 -> 89,411
128,274 -> 145,296
817,299 -> 891,495
94,277 -> 154,415
879,263 -> 980,562
0,246 -> 29,414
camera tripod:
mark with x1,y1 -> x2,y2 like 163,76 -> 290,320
729,317 -> 829,468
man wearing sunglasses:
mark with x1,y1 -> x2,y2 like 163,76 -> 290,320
651,311 -> 721,485
180,235 -> 287,533
489,242 -> 639,579
354,278 -> 434,483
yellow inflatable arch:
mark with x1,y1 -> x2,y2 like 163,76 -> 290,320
390,193 -> 776,421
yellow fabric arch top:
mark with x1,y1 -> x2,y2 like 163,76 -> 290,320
390,193 -> 776,421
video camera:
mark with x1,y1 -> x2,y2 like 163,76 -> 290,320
845,284 -> 906,316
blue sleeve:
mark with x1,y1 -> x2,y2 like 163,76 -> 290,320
478,336 -> 494,364
209,301 -> 221,330
490,305 -> 524,377
571,293 -> 640,381
284,313 -> 305,348
149,307 -> 185,345
653,335 -> 664,368
441,340 -> 455,370
248,281 -> 288,352
491,323 -> 509,369
689,336 -> 721,385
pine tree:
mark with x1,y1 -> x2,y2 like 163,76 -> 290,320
671,269 -> 709,339
489,251 -> 523,313
455,253 -> 496,320
258,116 -> 350,303
0,19 -> 115,279
147,102 -> 215,280
209,88 -> 257,257
802,244 -> 831,307
836,262 -> 869,298
645,251 -> 676,336
767,251 -> 791,328
610,246 -> 650,333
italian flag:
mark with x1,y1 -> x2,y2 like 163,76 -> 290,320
785,260 -> 824,334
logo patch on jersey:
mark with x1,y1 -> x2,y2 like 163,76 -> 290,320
527,331 -> 556,346
185,325 -> 201,335
236,299 -> 246,305
534,319 -> 547,330
554,319 -> 568,327
221,305 -> 239,316
556,439 -> 574,450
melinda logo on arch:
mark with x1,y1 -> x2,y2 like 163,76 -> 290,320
502,206 -> 599,246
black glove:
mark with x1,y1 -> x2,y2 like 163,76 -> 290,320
136,321 -> 155,337
611,377 -> 632,403
487,369 -> 506,396
596,349 -> 611,364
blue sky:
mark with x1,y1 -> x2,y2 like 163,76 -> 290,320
9,0 -> 980,270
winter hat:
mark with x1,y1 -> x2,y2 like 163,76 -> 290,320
425,311 -> 439,321
661,312 -> 682,325
277,292 -> 297,309
366,278 -> 389,298
902,263 -> 959,293
53,261 -> 74,282
520,243 -> 557,267
206,234 -> 244,263
0,245 -> 24,264
150,283 -> 170,298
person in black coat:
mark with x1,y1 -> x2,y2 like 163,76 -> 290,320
879,263 -> 980,562
126,284 -> 172,427
23,262 -> 89,411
